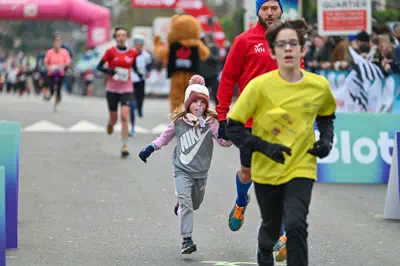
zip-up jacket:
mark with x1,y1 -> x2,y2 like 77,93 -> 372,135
217,22 -> 304,128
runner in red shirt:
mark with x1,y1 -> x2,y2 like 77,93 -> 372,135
216,0 -> 289,260
97,27 -> 139,158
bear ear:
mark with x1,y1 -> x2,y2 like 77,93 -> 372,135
171,14 -> 180,24
154,35 -> 162,44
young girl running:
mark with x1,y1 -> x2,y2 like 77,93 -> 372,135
138,75 -> 232,255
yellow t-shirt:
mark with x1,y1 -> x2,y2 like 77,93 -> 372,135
228,70 -> 337,185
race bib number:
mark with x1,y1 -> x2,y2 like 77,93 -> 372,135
113,67 -> 129,82
51,65 -> 62,71
259,107 -> 307,147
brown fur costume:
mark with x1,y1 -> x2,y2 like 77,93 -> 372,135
153,14 -> 210,113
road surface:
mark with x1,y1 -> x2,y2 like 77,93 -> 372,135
1,92 -> 399,266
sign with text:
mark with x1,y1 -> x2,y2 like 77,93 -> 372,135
317,0 -> 372,36
317,113 -> 400,184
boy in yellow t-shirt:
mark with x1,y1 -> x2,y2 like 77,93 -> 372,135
226,20 -> 336,266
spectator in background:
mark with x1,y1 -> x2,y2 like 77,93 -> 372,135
353,31 -> 372,59
373,35 -> 399,74
199,33 -> 220,105
331,36 -> 351,70
304,35 -> 335,72
393,24 -> 400,69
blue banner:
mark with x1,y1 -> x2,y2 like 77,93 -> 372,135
282,0 -> 300,20
0,166 -> 5,265
317,113 -> 400,184
0,122 -> 20,249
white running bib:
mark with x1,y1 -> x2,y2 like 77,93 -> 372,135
113,67 -> 129,82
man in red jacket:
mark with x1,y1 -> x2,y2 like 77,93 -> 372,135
217,0 -> 288,260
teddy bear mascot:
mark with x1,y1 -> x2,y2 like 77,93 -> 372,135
153,13 -> 211,113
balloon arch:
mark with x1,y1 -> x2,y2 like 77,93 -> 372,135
0,0 -> 111,48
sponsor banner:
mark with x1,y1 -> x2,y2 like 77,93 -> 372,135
0,122 -> 20,248
317,113 -> 400,184
0,167 -> 4,265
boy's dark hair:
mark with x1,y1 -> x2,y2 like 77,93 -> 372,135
113,27 -> 128,39
266,19 -> 308,53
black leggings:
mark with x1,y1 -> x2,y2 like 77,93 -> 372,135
48,75 -> 64,99
133,80 -> 145,116
254,178 -> 314,266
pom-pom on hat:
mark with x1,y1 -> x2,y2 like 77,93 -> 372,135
188,74 -> 205,86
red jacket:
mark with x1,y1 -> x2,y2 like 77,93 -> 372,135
217,22 -> 303,128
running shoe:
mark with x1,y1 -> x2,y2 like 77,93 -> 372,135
121,145 -> 130,158
129,128 -> 135,137
181,238 -> 197,254
228,194 -> 251,231
273,234 -> 287,262
107,124 -> 114,135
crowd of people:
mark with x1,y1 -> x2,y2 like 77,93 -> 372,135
303,23 -> 400,75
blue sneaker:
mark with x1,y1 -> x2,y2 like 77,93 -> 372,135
228,194 -> 251,231
129,128 -> 135,137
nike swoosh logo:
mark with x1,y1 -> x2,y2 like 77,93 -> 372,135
180,128 -> 211,165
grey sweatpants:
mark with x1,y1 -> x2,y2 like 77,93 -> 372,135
174,170 -> 207,238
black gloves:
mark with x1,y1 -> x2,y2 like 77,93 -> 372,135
226,119 -> 291,164
308,138 -> 332,158
308,114 -> 335,159
138,145 -> 155,163
254,136 -> 292,164
218,120 -> 230,140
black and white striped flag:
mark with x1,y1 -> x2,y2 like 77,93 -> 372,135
347,47 -> 386,112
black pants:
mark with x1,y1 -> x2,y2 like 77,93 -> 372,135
106,92 -> 133,112
48,75 -> 64,99
133,80 -> 145,116
254,178 -> 314,266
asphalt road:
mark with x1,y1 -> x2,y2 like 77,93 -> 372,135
1,92 -> 399,266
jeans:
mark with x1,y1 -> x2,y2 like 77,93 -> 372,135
254,178 -> 314,266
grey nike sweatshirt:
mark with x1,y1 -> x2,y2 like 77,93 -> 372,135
152,117 -> 231,178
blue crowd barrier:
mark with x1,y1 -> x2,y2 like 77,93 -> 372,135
0,166 -> 5,266
0,122 -> 20,249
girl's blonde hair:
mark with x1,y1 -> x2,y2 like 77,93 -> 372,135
171,104 -> 218,123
